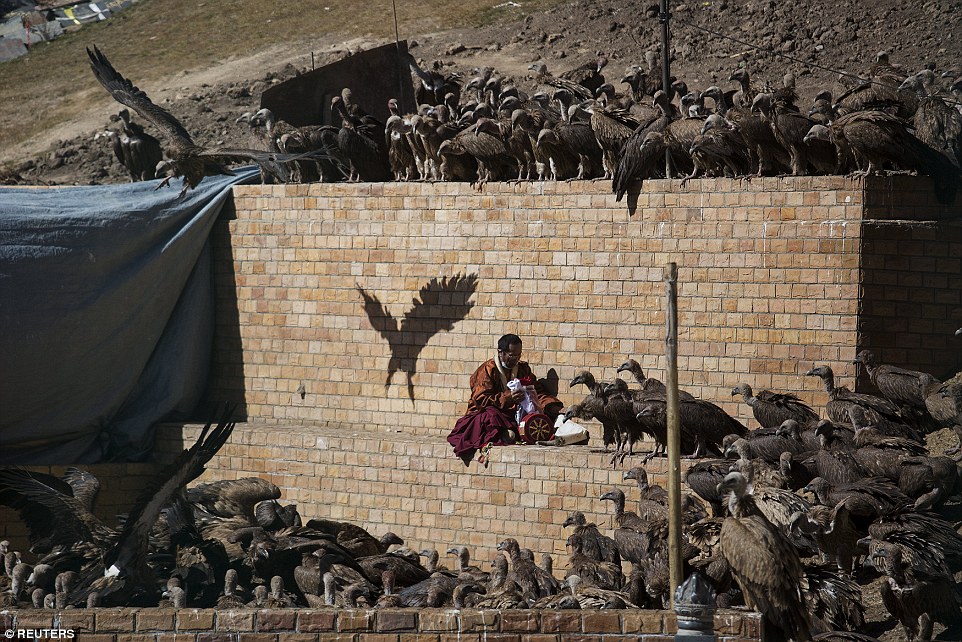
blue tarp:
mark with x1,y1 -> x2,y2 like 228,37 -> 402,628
0,168 -> 258,464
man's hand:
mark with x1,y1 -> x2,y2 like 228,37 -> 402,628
509,388 -> 526,403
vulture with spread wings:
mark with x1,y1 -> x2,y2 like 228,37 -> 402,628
87,45 -> 322,195
357,273 -> 478,402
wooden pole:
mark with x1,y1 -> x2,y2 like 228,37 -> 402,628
659,0 -> 673,178
664,262 -> 683,605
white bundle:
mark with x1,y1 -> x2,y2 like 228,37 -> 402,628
507,378 -> 538,423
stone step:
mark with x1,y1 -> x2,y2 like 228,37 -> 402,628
156,420 -> 702,566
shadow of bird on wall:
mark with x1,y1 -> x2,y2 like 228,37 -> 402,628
356,273 -> 479,402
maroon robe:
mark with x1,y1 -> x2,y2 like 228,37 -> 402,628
447,358 -> 562,464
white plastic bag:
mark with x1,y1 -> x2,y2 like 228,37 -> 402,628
507,378 -> 538,424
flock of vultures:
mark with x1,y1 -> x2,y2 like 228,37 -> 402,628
2,347 -> 962,642
90,44 -> 962,203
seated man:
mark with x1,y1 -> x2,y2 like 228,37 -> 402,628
447,333 -> 563,465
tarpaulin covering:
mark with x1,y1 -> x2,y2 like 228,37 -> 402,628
0,168 -> 258,464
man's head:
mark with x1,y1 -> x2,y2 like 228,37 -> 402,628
497,334 -> 523,369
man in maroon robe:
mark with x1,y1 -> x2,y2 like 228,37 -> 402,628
448,334 -> 563,465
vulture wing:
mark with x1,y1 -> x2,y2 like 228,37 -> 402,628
720,514 -> 811,640
87,45 -> 194,147
103,407 -> 235,576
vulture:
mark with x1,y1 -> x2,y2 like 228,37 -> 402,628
535,122 -> 601,180
732,383 -> 820,428
868,508 -> 962,573
751,92 -> 832,175
585,101 -> 644,179
636,396 -> 748,459
497,537 -> 561,603
67,408 -> 236,606
872,541 -> 961,641
803,111 -> 961,204
803,476 -> 910,532
685,115 -> 752,180
790,503 -> 857,577
682,458 -> 732,517
87,46 -> 312,196
407,55 -> 462,107
331,94 -> 392,182
805,365 -> 920,441
616,358 -> 667,394
852,350 -> 940,434
899,69 -> 962,166
454,117 -> 517,183
558,55 -> 609,96
304,519 -> 401,558
561,511 -> 621,565
187,477 -> 281,522
729,69 -> 756,109
716,471 -> 813,642
529,62 -> 594,102
112,108 -> 163,181
600,488 -> 667,564
563,534 -> 623,591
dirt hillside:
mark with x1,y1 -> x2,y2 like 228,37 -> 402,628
2,0 -> 961,185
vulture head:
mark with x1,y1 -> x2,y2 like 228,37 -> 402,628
805,364 -> 834,380
623,466 -> 650,489
715,470 -> 751,504
731,382 -> 754,400
775,419 -> 801,439
569,371 -> 596,389
702,113 -> 735,135
528,61 -> 549,76
729,68 -> 749,84
635,404 -> 662,420
750,92 -> 773,116
803,124 -> 832,145
562,511 -> 587,528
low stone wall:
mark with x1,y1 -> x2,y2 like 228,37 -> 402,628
151,422 -> 673,565
1,606 -> 761,641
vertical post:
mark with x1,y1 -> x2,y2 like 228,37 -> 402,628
664,262 -> 683,606
659,0 -> 672,178
391,0 -> 407,109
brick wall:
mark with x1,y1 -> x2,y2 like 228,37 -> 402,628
153,422 -> 682,565
205,175 -> 962,433
2,605 -> 760,641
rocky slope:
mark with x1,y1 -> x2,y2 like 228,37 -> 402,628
3,0 -> 961,186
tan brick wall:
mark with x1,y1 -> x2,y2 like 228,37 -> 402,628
1,606 -> 761,641
206,175 -> 961,434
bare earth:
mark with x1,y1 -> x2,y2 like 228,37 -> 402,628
2,1 -> 962,639
4,0 -> 962,186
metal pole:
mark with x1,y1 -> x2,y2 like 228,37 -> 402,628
391,0 -> 406,109
664,262 -> 683,607
659,0 -> 673,178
